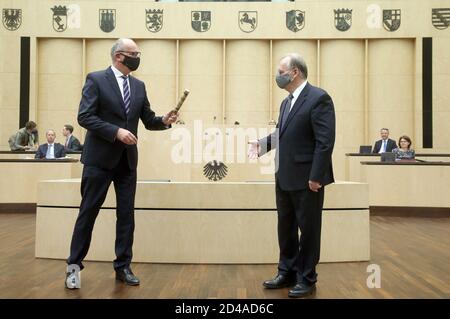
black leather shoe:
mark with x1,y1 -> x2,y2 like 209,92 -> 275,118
115,267 -> 140,286
263,274 -> 296,289
288,283 -> 316,298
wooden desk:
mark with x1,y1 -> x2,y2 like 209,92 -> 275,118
360,161 -> 450,208
36,180 -> 370,264
345,153 -> 450,182
0,158 -> 81,204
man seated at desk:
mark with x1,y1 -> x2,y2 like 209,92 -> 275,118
372,128 -> 397,153
392,135 -> 415,161
62,124 -> 83,152
35,129 -> 66,159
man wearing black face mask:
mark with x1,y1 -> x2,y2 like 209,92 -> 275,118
249,53 -> 336,298
65,38 -> 178,289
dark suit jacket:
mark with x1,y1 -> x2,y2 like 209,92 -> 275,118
78,67 -> 168,170
35,143 -> 66,159
66,135 -> 83,151
372,138 -> 397,153
260,82 -> 336,191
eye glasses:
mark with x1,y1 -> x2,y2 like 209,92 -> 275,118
117,51 -> 141,58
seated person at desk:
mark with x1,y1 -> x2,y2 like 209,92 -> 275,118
372,128 -> 397,153
392,135 -> 415,161
35,129 -> 66,159
8,121 -> 38,151
62,124 -> 83,151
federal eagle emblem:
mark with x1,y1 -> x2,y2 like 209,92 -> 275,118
203,160 -> 228,182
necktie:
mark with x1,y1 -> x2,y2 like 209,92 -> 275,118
383,140 -> 387,152
280,94 -> 294,130
46,144 -> 54,159
121,75 -> 130,114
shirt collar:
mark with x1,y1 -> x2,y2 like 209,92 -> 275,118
291,80 -> 308,100
111,65 -> 128,79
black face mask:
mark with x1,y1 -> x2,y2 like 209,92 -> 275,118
120,54 -> 140,71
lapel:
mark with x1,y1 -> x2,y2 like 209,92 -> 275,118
278,98 -> 289,129
105,67 -> 127,118
280,82 -> 311,137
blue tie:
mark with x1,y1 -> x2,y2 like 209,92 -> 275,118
383,140 -> 387,152
121,75 -> 130,114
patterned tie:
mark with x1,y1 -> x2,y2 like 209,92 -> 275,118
280,94 -> 294,130
121,75 -> 130,114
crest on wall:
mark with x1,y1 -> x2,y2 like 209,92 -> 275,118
2,9 -> 22,31
383,9 -> 401,32
286,10 -> 305,32
51,6 -> 67,32
99,9 -> 116,33
239,11 -> 257,33
146,9 -> 163,33
203,160 -> 228,182
432,8 -> 450,30
191,11 -> 211,32
334,8 -> 352,31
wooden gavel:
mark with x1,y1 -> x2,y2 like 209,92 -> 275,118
173,89 -> 190,113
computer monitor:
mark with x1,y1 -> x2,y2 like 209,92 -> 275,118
359,145 -> 372,154
381,152 -> 396,162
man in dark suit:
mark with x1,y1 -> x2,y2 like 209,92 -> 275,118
249,53 -> 335,298
65,38 -> 178,289
35,129 -> 66,159
372,128 -> 397,153
62,124 -> 83,151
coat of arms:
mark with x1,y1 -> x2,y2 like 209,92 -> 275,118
383,9 -> 401,32
191,11 -> 211,32
334,8 -> 352,31
203,160 -> 228,182
286,10 -> 305,32
432,8 -> 450,30
239,11 -> 257,33
99,9 -> 115,33
51,6 -> 67,32
146,9 -> 163,33
2,9 -> 22,31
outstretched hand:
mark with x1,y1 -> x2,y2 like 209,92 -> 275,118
163,110 -> 179,126
248,140 -> 260,160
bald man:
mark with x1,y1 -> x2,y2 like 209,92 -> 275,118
65,38 -> 178,289
249,54 -> 335,298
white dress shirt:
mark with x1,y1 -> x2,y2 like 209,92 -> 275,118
111,65 -> 131,99
289,80 -> 308,112
46,143 -> 55,159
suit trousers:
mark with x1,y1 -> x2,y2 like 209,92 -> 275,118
67,149 -> 137,270
275,180 -> 324,285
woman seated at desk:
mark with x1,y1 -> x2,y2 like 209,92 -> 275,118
392,135 -> 415,161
